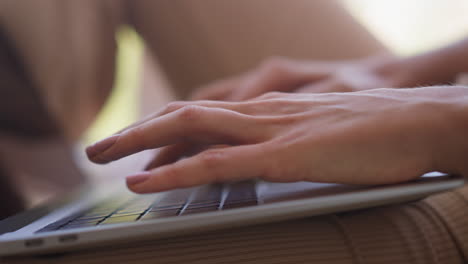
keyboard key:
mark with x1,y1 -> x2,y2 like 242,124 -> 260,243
223,181 -> 257,205
181,205 -> 219,215
149,188 -> 194,210
35,195 -> 143,233
67,218 -> 101,225
80,209 -> 117,218
36,223 -> 62,232
190,184 -> 222,205
100,214 -> 140,225
140,209 -> 179,221
186,202 -> 220,209
114,207 -> 148,215
111,211 -> 147,217
91,198 -> 129,211
222,200 -> 258,209
113,205 -> 153,215
181,185 -> 222,215
59,222 -> 99,229
73,215 -> 105,221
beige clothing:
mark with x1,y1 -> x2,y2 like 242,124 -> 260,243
1,0 -> 121,140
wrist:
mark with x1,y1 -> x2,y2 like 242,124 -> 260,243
423,86 -> 468,177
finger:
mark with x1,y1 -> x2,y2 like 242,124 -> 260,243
295,79 -> 347,94
248,91 -> 306,101
126,145 -> 267,193
191,78 -> 242,101
118,59 -> 332,136
145,144 -> 231,170
86,106 -> 268,164
230,59 -> 331,101
118,94 -> 246,137
160,99 -> 312,117
115,100 -> 250,136
144,143 -> 195,170
155,98 -> 300,117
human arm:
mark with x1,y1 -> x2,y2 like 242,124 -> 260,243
123,0 -> 386,99
86,86 -> 468,193
192,37 -> 468,101
158,38 -> 468,166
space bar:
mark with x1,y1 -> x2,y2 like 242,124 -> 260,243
223,181 -> 258,209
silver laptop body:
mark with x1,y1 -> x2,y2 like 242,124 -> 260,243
0,172 -> 463,257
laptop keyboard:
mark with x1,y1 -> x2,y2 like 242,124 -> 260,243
36,181 -> 258,233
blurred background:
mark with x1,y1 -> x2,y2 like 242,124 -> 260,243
3,0 -> 468,207
83,0 -> 468,146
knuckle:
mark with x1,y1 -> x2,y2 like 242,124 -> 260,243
194,150 -> 230,183
164,101 -> 186,114
177,105 -> 206,121
261,57 -> 288,70
198,149 -> 227,171
124,127 -> 147,150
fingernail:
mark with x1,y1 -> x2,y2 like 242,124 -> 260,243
126,172 -> 151,185
86,134 -> 119,159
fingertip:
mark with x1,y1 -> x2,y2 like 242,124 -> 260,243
85,145 -> 99,160
126,172 -> 150,185
88,156 -> 112,164
126,185 -> 146,194
85,134 -> 120,162
126,172 -> 152,193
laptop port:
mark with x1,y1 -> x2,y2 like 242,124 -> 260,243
24,239 -> 44,247
58,234 -> 78,243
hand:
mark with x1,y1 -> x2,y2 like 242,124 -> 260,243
190,55 -> 407,101
164,55 -> 434,175
86,86 -> 466,193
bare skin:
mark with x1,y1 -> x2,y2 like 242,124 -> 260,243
86,86 -> 468,193
190,56 -> 398,101
192,38 -> 468,101
86,38 -> 468,193
91,37 -> 468,186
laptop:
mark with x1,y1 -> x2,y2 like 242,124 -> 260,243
0,171 -> 463,257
